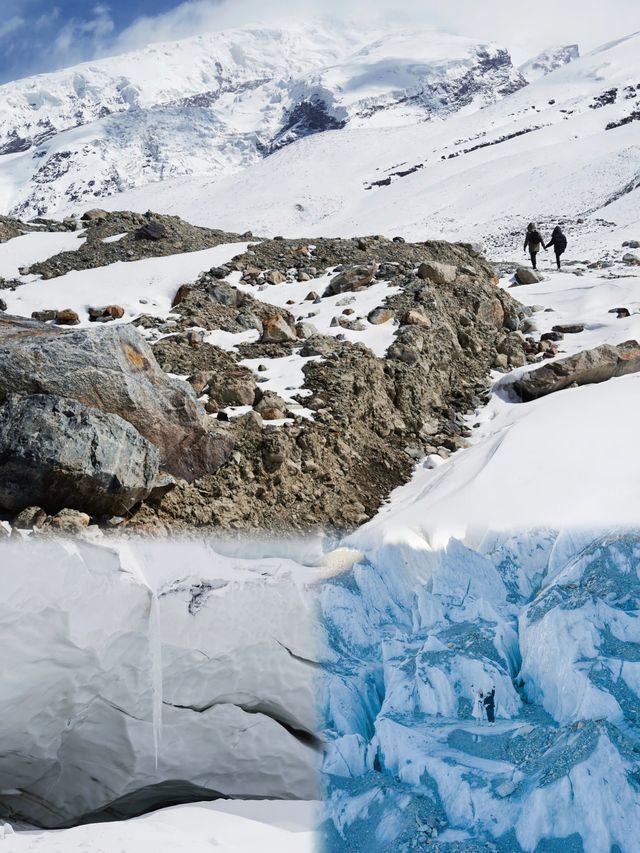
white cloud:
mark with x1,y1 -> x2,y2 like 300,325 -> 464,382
0,15 -> 25,39
53,4 -> 115,65
104,0 -> 639,63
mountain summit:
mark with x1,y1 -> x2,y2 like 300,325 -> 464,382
0,23 -> 526,219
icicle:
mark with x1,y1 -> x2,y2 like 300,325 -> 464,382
148,585 -> 163,769
117,542 -> 163,768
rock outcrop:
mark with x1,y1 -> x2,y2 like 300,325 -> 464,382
514,340 -> 640,401
0,315 -> 232,481
0,394 -> 160,516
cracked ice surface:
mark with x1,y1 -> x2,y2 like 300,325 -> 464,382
317,530 -> 640,853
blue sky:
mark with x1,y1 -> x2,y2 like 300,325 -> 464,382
0,1 -> 184,81
0,0 -> 637,84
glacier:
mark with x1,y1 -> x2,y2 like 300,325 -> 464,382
0,538 -> 321,828
317,530 -> 640,852
0,22 -> 526,219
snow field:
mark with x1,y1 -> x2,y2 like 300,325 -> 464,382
1,241 -> 251,324
3,800 -> 318,853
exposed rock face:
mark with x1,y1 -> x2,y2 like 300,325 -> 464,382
0,316 -> 232,481
123,234 -> 535,533
0,394 -> 160,515
26,211 -> 245,279
1,223 -> 535,533
519,45 -> 580,82
514,340 -> 640,401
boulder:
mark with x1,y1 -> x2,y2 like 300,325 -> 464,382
80,208 -> 108,222
368,307 -> 394,325
475,298 -> 505,328
325,264 -> 378,296
255,392 -> 288,420
514,268 -> 544,285
135,221 -> 166,241
171,284 -> 192,307
0,298 -> 6,312
88,305 -> 125,323
622,253 -> 640,266
295,321 -> 319,339
12,506 -> 48,530
497,333 -> 527,367
31,309 -> 58,322
417,261 -> 457,285
260,314 -> 296,343
514,340 -> 640,401
265,270 -> 287,285
55,309 -> 80,326
47,508 -> 92,533
0,316 -> 233,482
0,394 -> 160,516
551,323 -> 584,334
401,309 -> 431,328
609,307 -> 631,319
213,368 -> 257,407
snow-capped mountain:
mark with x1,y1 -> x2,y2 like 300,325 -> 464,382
519,43 -> 580,81
0,23 -> 527,218
95,30 -> 638,253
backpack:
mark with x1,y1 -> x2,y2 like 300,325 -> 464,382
555,231 -> 568,253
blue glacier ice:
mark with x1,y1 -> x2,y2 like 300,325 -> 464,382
317,530 -> 640,852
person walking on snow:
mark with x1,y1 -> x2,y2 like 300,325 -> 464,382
545,225 -> 568,270
472,687 -> 485,721
483,686 -> 496,725
524,222 -> 546,270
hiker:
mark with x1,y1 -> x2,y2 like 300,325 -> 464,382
483,686 -> 496,725
472,687 -> 485,721
523,223 -> 546,269
546,225 -> 568,269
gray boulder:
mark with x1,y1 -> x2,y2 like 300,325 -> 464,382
514,268 -> 544,285
214,368 -> 257,407
514,340 -> 640,401
417,261 -> 457,285
0,315 -> 232,481
0,394 -> 160,516
325,264 -> 378,296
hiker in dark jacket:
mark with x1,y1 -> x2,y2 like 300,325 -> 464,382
524,222 -> 546,270
545,225 -> 568,270
483,687 -> 496,725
